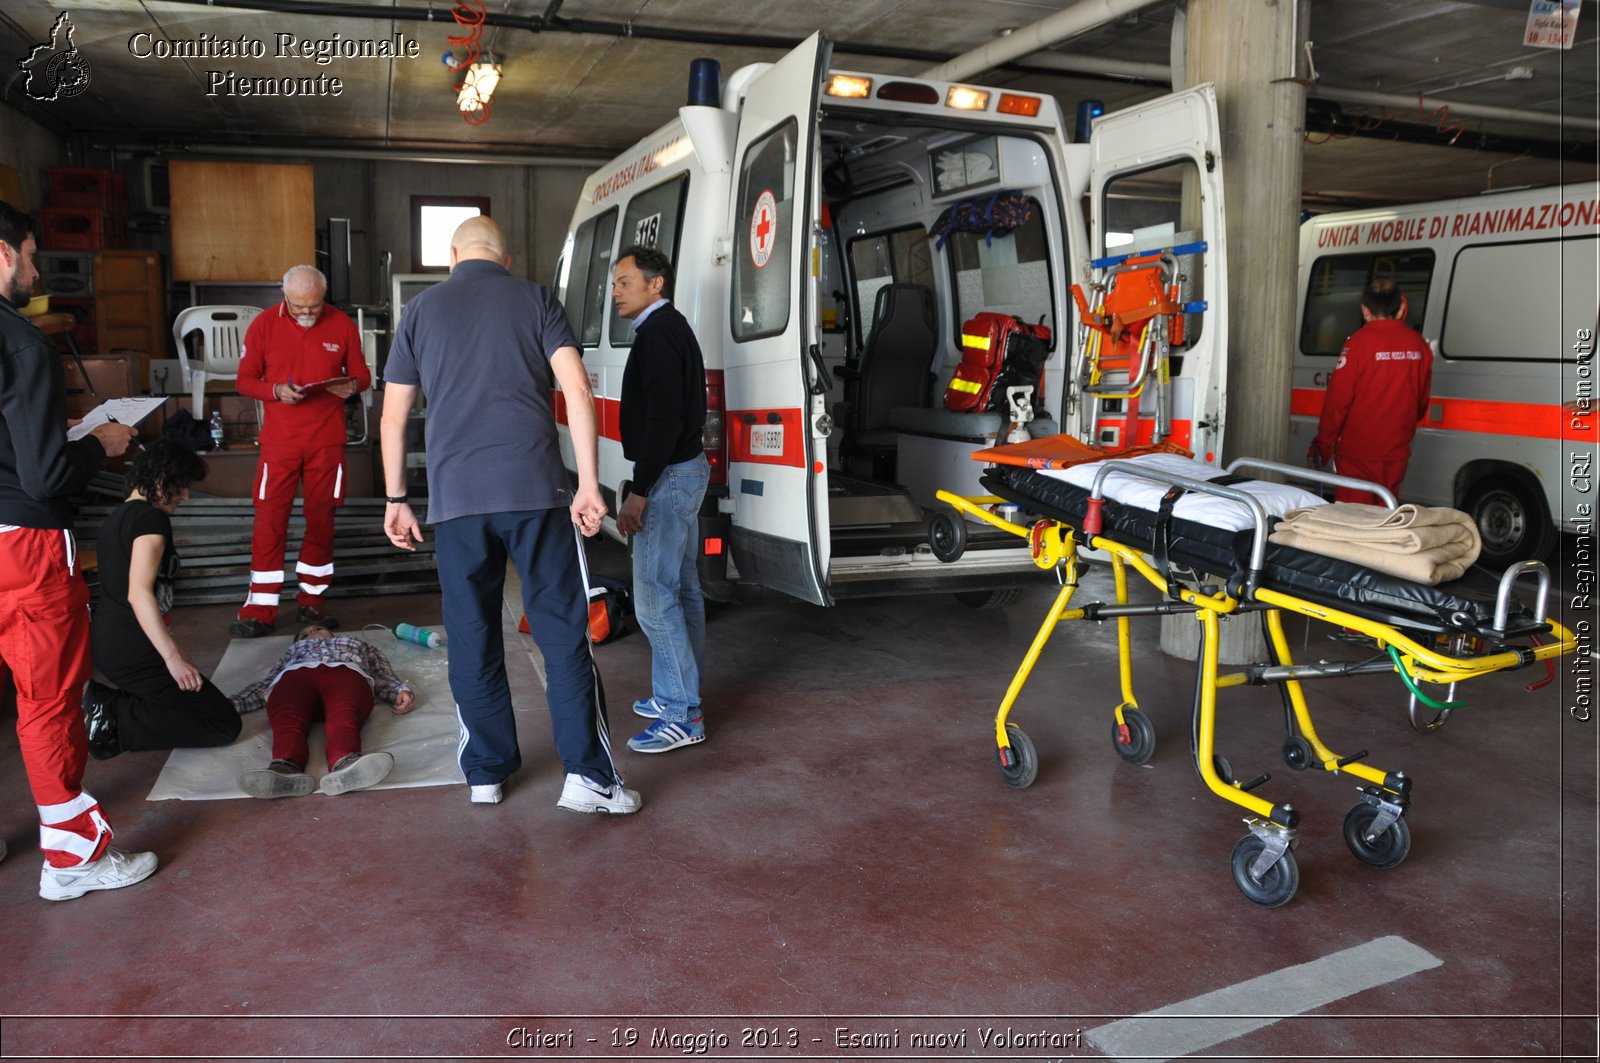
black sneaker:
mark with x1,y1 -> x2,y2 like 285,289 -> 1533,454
295,605 -> 340,630
81,680 -> 120,760
229,618 -> 275,638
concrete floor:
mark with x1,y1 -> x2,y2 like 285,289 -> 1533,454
0,536 -> 1594,1061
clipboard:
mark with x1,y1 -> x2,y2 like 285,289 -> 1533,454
294,376 -> 355,395
67,397 -> 169,441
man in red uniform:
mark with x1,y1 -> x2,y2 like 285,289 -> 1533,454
230,265 -> 370,637
0,200 -> 156,900
1310,279 -> 1433,505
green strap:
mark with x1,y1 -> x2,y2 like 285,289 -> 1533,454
1388,645 -> 1467,711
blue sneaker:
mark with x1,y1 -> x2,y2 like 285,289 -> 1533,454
633,697 -> 664,720
627,716 -> 705,753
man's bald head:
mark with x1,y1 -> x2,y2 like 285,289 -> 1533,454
451,216 -> 507,266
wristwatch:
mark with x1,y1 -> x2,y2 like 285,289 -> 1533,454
385,495 -> 409,504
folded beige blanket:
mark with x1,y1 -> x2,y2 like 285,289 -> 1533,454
1269,503 -> 1481,586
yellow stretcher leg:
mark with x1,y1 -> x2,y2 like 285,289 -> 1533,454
994,554 -> 1084,756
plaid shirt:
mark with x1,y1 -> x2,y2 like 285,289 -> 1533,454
230,634 -> 409,715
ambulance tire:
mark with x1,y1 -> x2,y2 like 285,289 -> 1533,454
1465,476 -> 1554,569
955,588 -> 1020,610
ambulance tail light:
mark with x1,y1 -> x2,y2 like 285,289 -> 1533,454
946,86 -> 991,111
825,75 -> 873,99
998,92 -> 1042,117
704,370 -> 726,486
875,81 -> 940,105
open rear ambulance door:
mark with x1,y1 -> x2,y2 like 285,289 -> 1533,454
1086,85 -> 1229,462
721,32 -> 834,605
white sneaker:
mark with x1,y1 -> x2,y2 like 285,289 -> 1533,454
470,783 -> 503,805
39,846 -> 158,901
323,752 -> 394,796
556,772 -> 642,815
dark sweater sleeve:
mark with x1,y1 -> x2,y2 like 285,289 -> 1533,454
1,331 -> 105,501
628,321 -> 695,496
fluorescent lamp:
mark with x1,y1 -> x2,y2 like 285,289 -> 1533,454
457,59 -> 501,113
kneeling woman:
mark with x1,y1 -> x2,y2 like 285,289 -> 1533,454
84,441 -> 241,757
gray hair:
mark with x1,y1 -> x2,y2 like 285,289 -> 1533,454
282,264 -> 327,293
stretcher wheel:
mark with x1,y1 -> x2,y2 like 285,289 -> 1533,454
1230,835 -> 1299,908
928,511 -> 967,563
995,723 -> 1038,789
1342,804 -> 1412,869
1111,709 -> 1155,765
1282,737 -> 1314,771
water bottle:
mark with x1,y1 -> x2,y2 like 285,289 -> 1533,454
208,411 -> 225,451
394,622 -> 445,649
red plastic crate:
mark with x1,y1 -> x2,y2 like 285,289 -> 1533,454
40,208 -> 125,251
49,168 -> 127,216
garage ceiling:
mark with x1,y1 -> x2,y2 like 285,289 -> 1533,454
1,0 -> 1596,207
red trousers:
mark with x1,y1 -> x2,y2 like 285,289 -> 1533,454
265,665 -> 374,770
0,527 -> 113,868
1333,456 -> 1407,506
241,443 -> 346,625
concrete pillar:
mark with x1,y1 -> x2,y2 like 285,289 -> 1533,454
1161,0 -> 1306,664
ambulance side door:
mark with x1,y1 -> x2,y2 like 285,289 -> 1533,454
1086,84 -> 1229,461
721,32 -> 833,606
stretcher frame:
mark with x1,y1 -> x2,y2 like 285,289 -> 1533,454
933,457 -> 1576,907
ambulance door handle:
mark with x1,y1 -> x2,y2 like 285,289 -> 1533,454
806,343 -> 834,396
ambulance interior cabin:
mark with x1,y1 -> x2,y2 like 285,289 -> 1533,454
814,112 -> 1206,555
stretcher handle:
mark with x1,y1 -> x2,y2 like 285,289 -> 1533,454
1495,560 -> 1550,631
1224,457 -> 1398,509
1088,459 -> 1271,590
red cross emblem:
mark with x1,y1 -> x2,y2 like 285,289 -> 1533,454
750,189 -> 778,269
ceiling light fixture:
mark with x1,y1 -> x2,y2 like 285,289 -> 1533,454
456,54 -> 500,124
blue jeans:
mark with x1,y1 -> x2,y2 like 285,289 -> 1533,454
632,453 -> 709,724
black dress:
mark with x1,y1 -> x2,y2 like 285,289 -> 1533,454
92,499 -> 240,750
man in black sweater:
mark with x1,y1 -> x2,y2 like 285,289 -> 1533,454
0,200 -> 152,900
613,245 -> 710,754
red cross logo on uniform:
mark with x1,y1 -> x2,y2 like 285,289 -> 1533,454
750,189 -> 778,269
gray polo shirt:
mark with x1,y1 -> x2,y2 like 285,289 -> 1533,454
384,259 -> 580,523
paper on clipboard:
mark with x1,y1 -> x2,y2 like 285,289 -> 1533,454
67,397 -> 169,441
294,376 -> 355,395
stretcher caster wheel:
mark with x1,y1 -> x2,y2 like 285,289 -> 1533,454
1282,737 -> 1314,771
1343,804 -> 1411,869
995,723 -> 1038,789
1230,834 -> 1299,908
1111,709 -> 1155,765
1212,754 -> 1235,785
928,511 -> 967,563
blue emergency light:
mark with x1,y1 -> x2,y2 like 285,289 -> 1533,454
1075,99 -> 1105,142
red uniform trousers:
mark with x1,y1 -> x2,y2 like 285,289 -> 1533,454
0,527 -> 114,868
240,442 -> 346,625
1333,456 -> 1408,506
265,665 -> 375,770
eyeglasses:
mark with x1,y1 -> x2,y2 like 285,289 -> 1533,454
285,298 -> 324,316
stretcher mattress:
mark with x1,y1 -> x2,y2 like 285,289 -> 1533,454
982,464 -> 1545,638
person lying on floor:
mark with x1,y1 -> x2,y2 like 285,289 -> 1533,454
84,440 -> 242,759
230,623 -> 415,798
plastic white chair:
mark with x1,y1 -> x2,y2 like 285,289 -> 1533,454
172,305 -> 261,418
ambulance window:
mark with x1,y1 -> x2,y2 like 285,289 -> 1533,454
732,121 -> 798,341
1299,250 -> 1434,356
1100,161 -> 1206,345
946,197 -> 1053,340
1443,237 -> 1595,362
847,227 -> 933,347
610,174 -> 690,347
563,209 -> 618,347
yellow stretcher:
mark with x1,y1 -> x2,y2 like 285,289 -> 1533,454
932,456 -> 1576,907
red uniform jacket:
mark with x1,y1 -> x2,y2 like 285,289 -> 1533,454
1315,318 -> 1433,464
236,303 -> 371,449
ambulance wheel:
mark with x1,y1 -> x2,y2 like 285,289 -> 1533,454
1466,476 -> 1554,569
996,723 -> 1038,789
928,511 -> 967,563
1111,709 -> 1155,764
1282,736 -> 1315,771
956,588 -> 1021,609
1230,834 -> 1299,908
1343,804 -> 1412,869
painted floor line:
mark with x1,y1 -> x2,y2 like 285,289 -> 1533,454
1085,934 -> 1442,1062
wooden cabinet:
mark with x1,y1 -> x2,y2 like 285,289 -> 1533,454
93,250 -> 165,388
63,355 -> 134,419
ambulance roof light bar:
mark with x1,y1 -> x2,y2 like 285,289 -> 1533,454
825,74 -> 873,99
946,86 -> 991,111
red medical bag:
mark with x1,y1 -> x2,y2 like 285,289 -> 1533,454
944,313 -> 1052,414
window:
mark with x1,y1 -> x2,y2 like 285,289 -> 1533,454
732,120 -> 798,341
847,226 -> 933,347
410,195 -> 490,272
1442,237 -> 1596,362
1100,161 -> 1206,345
562,209 -> 618,347
1299,249 -> 1434,356
946,196 -> 1053,340
610,174 -> 690,346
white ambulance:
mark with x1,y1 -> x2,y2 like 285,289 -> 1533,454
1289,182 -> 1598,567
555,32 -> 1230,605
